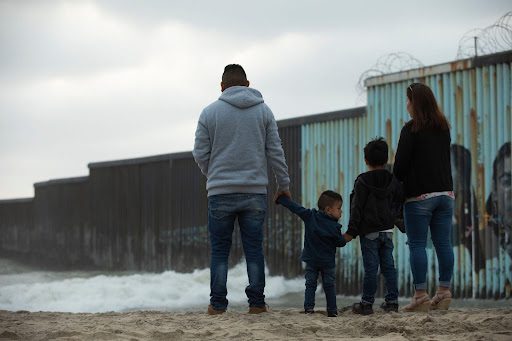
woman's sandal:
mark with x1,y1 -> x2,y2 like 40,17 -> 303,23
403,294 -> 431,312
431,290 -> 452,310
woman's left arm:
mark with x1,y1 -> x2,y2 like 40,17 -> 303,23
393,124 -> 414,181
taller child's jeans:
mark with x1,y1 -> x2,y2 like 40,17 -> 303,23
360,232 -> 399,305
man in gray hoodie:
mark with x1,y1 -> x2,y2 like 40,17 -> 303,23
193,64 -> 290,315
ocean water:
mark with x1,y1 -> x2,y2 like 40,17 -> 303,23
1,258 -> 508,313
0,258 -> 305,313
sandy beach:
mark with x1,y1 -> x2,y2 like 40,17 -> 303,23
1,307 -> 511,340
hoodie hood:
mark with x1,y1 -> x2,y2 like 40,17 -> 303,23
219,86 -> 264,109
358,169 -> 396,199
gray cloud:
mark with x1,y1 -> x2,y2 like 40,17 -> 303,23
0,0 -> 510,198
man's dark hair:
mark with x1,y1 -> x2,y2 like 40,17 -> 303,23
317,190 -> 343,211
222,64 -> 248,88
364,137 -> 388,167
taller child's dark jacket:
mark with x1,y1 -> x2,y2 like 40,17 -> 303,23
346,169 -> 403,238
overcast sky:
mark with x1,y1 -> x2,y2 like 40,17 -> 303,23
0,0 -> 510,199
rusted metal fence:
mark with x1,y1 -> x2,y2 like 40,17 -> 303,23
0,51 -> 510,299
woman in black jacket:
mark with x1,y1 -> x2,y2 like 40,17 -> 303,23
394,83 -> 454,311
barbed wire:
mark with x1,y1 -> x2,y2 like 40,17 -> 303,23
355,12 -> 512,103
355,52 -> 423,104
456,11 -> 512,59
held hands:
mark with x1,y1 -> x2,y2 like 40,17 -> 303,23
343,233 -> 354,243
274,190 -> 291,204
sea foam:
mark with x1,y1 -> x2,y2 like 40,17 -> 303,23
0,261 -> 304,313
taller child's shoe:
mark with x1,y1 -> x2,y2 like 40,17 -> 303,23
380,301 -> 399,312
352,302 -> 374,315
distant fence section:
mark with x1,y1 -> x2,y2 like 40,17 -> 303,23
0,128 -> 303,277
1,51 -> 511,299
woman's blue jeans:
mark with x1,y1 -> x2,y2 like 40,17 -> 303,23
207,193 -> 267,310
404,195 -> 455,291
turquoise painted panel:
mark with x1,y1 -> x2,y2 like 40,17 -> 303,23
300,61 -> 511,298
365,62 -> 512,299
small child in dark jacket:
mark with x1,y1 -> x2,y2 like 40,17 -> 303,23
276,190 -> 346,317
344,137 -> 404,315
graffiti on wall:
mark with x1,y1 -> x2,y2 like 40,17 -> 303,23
486,142 -> 512,260
451,142 -> 511,275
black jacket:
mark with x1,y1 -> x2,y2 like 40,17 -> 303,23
277,196 -> 346,268
346,169 -> 404,238
393,121 -> 453,197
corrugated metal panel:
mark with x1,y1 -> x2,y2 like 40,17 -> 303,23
0,53 -> 509,300
88,154 -> 214,272
33,178 -> 90,268
0,127 -> 303,275
365,58 -> 512,298
301,115 -> 369,295
265,125 -> 303,277
167,156 -> 211,272
297,53 -> 511,298
89,164 -> 141,270
0,199 -> 33,255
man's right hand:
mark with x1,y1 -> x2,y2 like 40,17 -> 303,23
274,190 -> 291,204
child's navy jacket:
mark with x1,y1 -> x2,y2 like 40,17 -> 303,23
277,196 -> 346,268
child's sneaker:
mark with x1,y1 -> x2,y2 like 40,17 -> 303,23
352,302 -> 374,315
380,301 -> 399,312
327,311 -> 338,317
304,309 -> 315,314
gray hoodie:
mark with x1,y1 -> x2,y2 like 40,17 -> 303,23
193,86 -> 290,196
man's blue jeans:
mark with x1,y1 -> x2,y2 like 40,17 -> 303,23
304,263 -> 337,313
207,193 -> 267,310
360,232 -> 399,305
404,195 -> 454,290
